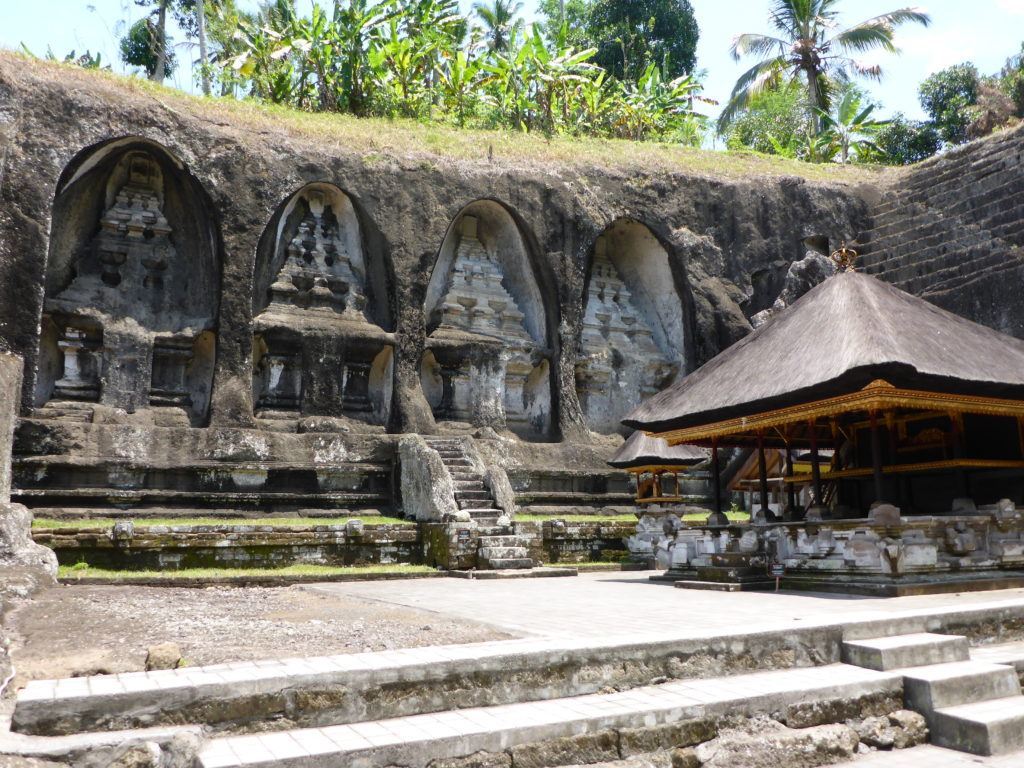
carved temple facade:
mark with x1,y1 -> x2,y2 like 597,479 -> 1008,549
27,140 -> 695,441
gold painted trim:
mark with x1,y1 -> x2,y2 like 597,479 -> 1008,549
784,457 -> 1024,484
653,380 -> 1024,445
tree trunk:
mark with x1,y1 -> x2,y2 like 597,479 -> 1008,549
197,0 -> 211,96
806,66 -> 824,133
153,0 -> 168,84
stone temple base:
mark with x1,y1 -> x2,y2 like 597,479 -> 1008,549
654,505 -> 1024,596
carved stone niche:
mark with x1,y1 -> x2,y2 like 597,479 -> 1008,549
252,184 -> 393,430
422,206 -> 553,439
576,223 -> 685,435
37,142 -> 220,424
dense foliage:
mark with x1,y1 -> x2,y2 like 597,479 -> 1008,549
181,0 -> 707,143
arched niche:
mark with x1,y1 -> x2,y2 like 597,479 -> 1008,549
36,138 -> 221,425
422,200 -> 554,439
251,183 -> 394,428
577,219 -> 686,434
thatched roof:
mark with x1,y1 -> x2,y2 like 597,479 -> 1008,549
608,430 -> 709,469
624,271 -> 1024,435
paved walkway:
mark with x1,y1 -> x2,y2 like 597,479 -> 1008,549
839,744 -> 1024,766
306,571 -> 1024,641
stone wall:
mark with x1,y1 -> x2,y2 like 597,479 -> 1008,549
859,122 -> 1024,337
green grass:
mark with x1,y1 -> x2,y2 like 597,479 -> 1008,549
517,511 -> 750,524
0,49 -> 885,184
34,515 -> 415,530
546,561 -> 622,570
516,514 -> 639,524
58,563 -> 435,581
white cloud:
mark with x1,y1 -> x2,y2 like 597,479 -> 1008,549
996,0 -> 1024,15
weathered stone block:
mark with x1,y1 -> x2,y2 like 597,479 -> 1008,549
783,691 -> 901,729
618,717 -> 718,756
429,751 -> 512,768
509,730 -> 619,768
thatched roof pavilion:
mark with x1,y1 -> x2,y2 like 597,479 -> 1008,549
624,264 -> 1024,520
609,431 -> 708,505
608,431 -> 708,470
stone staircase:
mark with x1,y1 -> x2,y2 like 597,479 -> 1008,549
856,124 -> 1024,335
423,437 -> 533,570
843,632 -> 1024,755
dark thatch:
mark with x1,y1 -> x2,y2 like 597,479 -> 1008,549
624,271 -> 1024,434
608,430 -> 709,469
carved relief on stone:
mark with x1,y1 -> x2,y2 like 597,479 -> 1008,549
149,338 -> 194,408
433,216 -> 533,346
71,152 -> 176,296
427,216 -> 542,433
267,191 -> 367,320
576,238 -> 674,432
53,327 -> 101,402
255,345 -> 302,412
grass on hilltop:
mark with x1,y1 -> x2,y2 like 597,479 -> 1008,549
33,515 -> 414,530
0,49 -> 884,184
58,563 -> 435,581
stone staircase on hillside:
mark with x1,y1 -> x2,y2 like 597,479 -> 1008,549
843,632 -> 1024,755
858,129 -> 1024,302
423,437 -> 533,570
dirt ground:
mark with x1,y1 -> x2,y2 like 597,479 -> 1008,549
3,582 -> 513,683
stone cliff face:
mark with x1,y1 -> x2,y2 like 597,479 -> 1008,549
0,54 -> 871,445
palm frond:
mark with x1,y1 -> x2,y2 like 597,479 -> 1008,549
730,33 -> 788,62
717,57 -> 786,130
833,23 -> 897,54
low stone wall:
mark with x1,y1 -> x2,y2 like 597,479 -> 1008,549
33,517 -> 632,571
661,507 -> 1024,594
517,520 -> 632,564
33,522 -> 420,570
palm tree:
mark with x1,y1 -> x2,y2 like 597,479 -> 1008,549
473,0 -> 523,53
718,1 -> 930,131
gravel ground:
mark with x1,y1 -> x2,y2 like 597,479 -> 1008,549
4,583 -> 513,682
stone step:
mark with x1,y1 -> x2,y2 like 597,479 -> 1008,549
461,507 -> 503,517
195,663 -> 901,768
931,696 -> 1024,755
902,661 -> 1022,711
842,633 -> 970,671
481,557 -> 534,570
478,546 -> 528,561
478,535 -> 530,548
454,489 -> 491,500
449,471 -> 481,481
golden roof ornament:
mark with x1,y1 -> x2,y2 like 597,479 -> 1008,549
830,243 -> 858,273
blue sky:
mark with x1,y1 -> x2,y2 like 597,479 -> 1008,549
2,0 -> 1023,133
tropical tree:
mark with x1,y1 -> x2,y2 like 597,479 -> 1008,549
120,16 -> 177,80
473,0 -> 524,53
873,113 -> 941,164
814,86 -> 884,163
536,0 -> 592,49
586,0 -> 699,82
614,63 -> 705,141
918,63 -> 980,145
723,79 -> 807,155
720,1 -> 930,131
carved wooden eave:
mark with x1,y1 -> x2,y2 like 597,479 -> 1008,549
653,379 -> 1024,448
